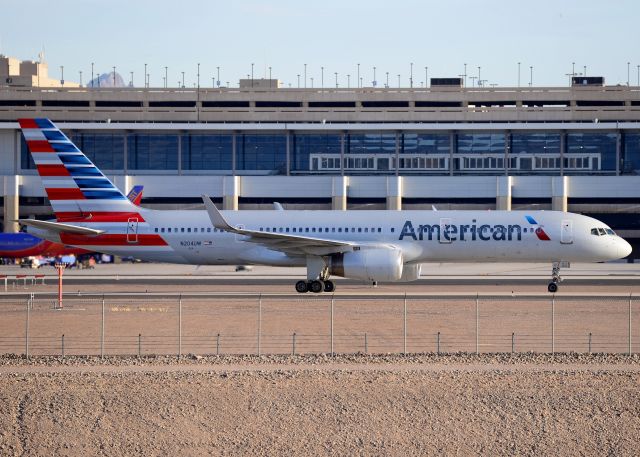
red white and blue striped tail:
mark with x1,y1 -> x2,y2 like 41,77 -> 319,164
18,118 -> 138,219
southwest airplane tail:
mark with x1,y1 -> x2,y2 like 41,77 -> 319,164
18,118 -> 632,293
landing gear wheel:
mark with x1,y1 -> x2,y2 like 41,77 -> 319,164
309,280 -> 324,293
323,280 -> 335,293
547,282 -> 558,293
295,280 -> 309,293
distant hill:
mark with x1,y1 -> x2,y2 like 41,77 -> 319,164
87,71 -> 128,88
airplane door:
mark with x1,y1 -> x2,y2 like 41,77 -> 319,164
439,218 -> 452,244
560,220 -> 573,244
126,217 -> 139,243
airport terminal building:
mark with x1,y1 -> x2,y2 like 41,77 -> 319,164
1,68 -> 640,256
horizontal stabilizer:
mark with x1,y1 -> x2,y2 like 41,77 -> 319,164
17,219 -> 105,236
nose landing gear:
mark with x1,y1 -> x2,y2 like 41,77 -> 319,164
548,262 -> 562,293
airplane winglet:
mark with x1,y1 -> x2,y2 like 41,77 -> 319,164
202,195 -> 236,232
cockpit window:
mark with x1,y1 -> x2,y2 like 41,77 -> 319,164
597,228 -> 606,236
605,228 -> 615,235
591,228 -> 599,236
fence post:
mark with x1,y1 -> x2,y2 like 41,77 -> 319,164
178,294 -> 182,359
258,294 -> 262,356
25,294 -> 31,358
551,295 -> 555,354
629,293 -> 632,355
437,332 -> 440,355
403,293 -> 407,355
138,333 -> 142,357
511,332 -> 515,354
364,333 -> 368,354
292,332 -> 296,356
475,293 -> 479,354
61,334 -> 65,358
588,332 -> 592,354
216,333 -> 220,355
100,295 -> 105,359
330,296 -> 334,356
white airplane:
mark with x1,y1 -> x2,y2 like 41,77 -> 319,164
17,118 -> 632,293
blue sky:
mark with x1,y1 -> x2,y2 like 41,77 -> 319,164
2,0 -> 638,88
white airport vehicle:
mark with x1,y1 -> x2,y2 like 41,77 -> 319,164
18,119 -> 632,293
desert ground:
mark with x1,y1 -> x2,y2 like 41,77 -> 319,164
1,353 -> 639,456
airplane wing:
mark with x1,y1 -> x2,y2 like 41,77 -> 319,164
17,219 -> 105,236
202,195 -> 356,256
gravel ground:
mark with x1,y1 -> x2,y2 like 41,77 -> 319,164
1,353 -> 640,456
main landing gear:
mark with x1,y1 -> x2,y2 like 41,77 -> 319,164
547,262 -> 563,293
295,279 -> 335,294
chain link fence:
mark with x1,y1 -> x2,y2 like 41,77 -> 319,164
0,293 -> 638,357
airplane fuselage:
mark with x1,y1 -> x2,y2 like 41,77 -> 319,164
28,209 -> 631,267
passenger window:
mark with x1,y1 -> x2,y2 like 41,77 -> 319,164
292,228 -> 296,232
168,228 -> 172,233
278,228 -> 283,233
378,228 -> 381,233
181,228 -> 185,233
365,228 -> 369,233
391,228 -> 395,233
338,228 -> 342,233
207,228 -> 211,232
325,228 -> 329,232
154,228 -> 158,233
598,228 -> 606,236
358,228 -> 362,233
305,228 -> 309,232
351,228 -> 355,233
187,228 -> 191,233
286,228 -> 290,233
312,228 -> 316,232
332,228 -> 335,232
591,228 -> 599,236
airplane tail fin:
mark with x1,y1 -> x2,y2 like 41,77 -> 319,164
18,118 -> 138,220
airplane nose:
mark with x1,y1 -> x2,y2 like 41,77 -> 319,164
619,239 -> 632,259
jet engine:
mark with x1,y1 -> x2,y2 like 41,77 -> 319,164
330,248 -> 403,282
397,263 -> 421,282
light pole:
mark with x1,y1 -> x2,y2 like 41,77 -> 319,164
60,65 -> 64,86
572,61 -> 575,84
477,66 -> 481,86
321,66 -> 324,87
268,66 -> 272,88
130,71 -> 133,87
212,76 -> 214,88
164,67 -> 168,88
113,66 -> 116,86
334,72 -> 338,88
627,62 -> 630,86
304,63 -> 307,88
583,65 -> 587,76
197,63 -> 200,89
347,74 -> 350,88
297,74 -> 300,88
410,62 -> 413,88
470,76 -> 477,87
78,70 -> 82,86
216,66 -> 220,87
397,74 -> 400,88
425,66 -> 428,88
637,65 -> 639,86
357,63 -> 360,88
517,62 -> 521,87
529,66 -> 533,86
144,63 -> 147,88
373,66 -> 376,87
310,77 -> 314,88
91,62 -> 94,87
181,71 -> 185,88
386,71 -> 389,88
463,63 -> 467,87
251,63 -> 254,87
